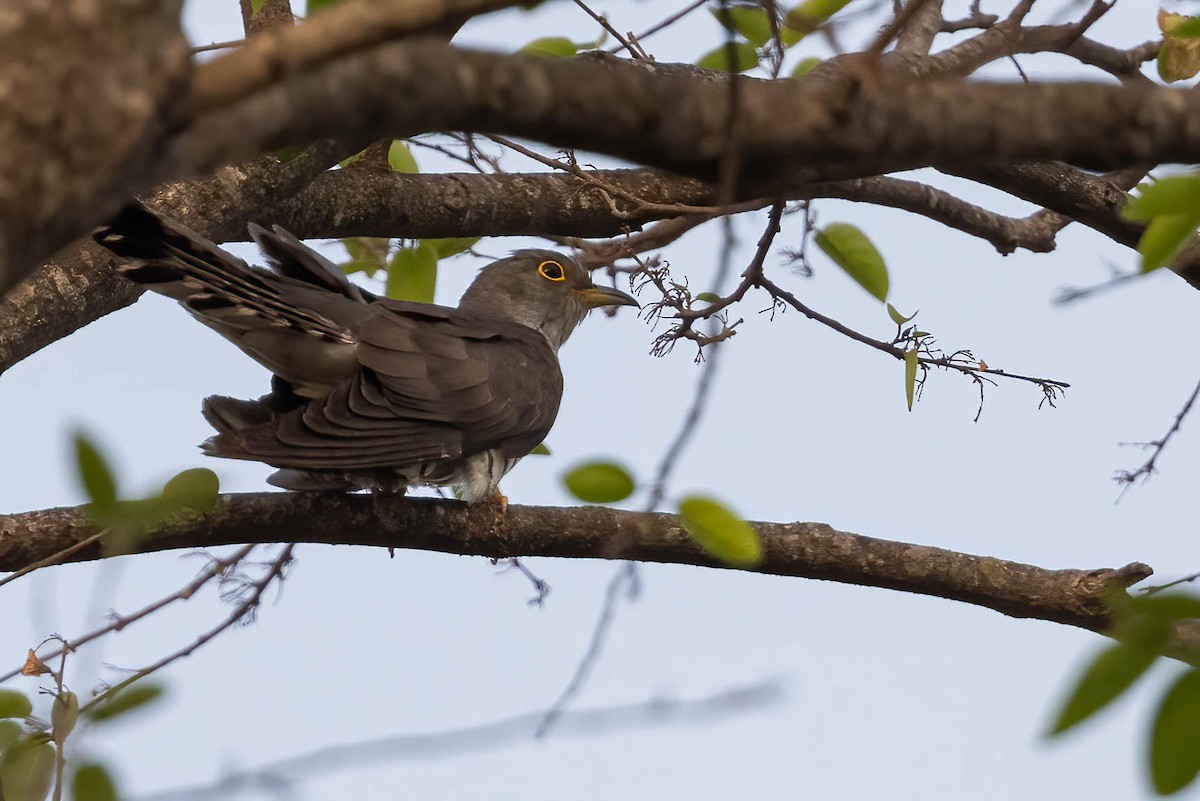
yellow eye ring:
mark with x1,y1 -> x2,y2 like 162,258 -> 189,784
538,260 -> 566,282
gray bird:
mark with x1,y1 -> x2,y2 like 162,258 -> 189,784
94,204 -> 638,501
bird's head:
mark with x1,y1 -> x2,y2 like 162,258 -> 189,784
458,250 -> 638,349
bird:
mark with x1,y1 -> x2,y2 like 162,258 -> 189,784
93,203 -> 638,501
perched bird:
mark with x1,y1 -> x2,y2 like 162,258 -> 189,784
94,203 -> 638,501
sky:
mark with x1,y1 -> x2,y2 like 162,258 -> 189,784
2,1 -> 1199,799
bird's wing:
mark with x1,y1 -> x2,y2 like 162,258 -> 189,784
204,305 -> 562,471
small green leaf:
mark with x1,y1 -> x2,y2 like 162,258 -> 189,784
386,243 -> 438,303
424,237 -> 480,259
695,292 -> 722,303
250,0 -> 266,13
0,721 -> 21,750
1048,636 -> 1165,736
1159,12 -> 1200,81
887,303 -> 917,326
1150,668 -> 1200,794
563,462 -> 635,504
72,764 -> 118,801
1128,592 -> 1200,619
50,692 -> 79,743
696,41 -> 760,73
903,349 -> 918,412
1122,175 -> 1200,221
387,140 -> 419,174
816,223 -> 889,301
520,36 -> 578,57
0,691 -> 32,720
161,468 -> 220,513
784,0 -> 852,36
529,442 -> 552,456
87,684 -> 165,724
678,495 -> 762,567
307,0 -> 341,13
790,56 -> 821,76
74,433 -> 117,516
0,736 -> 55,801
1137,214 -> 1197,273
710,6 -> 773,47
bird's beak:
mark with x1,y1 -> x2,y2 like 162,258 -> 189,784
579,285 -> 639,309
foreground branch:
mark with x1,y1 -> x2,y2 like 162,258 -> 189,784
3,494 -> 1195,660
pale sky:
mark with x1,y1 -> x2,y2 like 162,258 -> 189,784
1,2 -> 1197,799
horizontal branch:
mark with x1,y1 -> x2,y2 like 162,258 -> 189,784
3,494 -> 1197,662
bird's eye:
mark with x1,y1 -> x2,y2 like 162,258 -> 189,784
538,260 -> 566,282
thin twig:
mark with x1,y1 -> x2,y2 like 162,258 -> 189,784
1114,376 -> 1200,496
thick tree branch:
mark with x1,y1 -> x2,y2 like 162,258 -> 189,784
4,494 -> 1197,662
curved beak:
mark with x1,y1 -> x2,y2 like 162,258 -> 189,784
579,284 -> 639,309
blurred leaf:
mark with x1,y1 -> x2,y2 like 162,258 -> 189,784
386,243 -> 439,303
1159,11 -> 1200,81
50,692 -> 78,743
710,5 -> 773,47
563,462 -> 635,504
520,36 -> 577,57
161,468 -> 220,513
0,735 -> 55,801
784,0 -> 851,37
340,237 -> 390,277
72,764 -> 118,801
1151,668 -> 1200,794
678,495 -> 762,567
307,0 -> 341,13
0,691 -> 31,720
250,0 -> 265,12
904,349 -> 918,412
887,303 -> 917,326
1137,214 -> 1197,273
1123,175 -> 1200,221
695,292 -> 722,303
74,433 -> 117,517
1048,635 -> 1165,736
425,237 -> 480,259
0,721 -> 20,750
529,442 -> 552,456
1128,592 -> 1200,619
87,684 -> 164,724
790,56 -> 821,76
387,140 -> 419,174
696,41 -> 760,73
815,223 -> 889,301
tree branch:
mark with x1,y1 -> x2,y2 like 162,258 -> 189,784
4,494 -> 1197,661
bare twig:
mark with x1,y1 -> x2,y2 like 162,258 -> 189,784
1114,377 -> 1200,495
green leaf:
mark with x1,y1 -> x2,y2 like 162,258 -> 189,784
784,0 -> 851,36
695,292 -> 722,303
529,442 -> 552,456
250,0 -> 265,13
790,56 -> 821,76
74,433 -> 117,516
425,237 -> 480,259
0,691 -> 32,720
519,36 -> 578,57
1048,637 -> 1165,736
1128,592 -> 1200,619
0,721 -> 21,750
1122,175 -> 1200,221
903,349 -> 918,412
562,462 -> 635,504
307,0 -> 341,13
816,222 -> 889,301
887,303 -> 917,326
340,237 -> 390,278
87,684 -> 165,724
161,468 -> 220,513
387,140 -> 419,174
696,41 -> 760,73
1150,668 -> 1200,794
1159,12 -> 1200,81
50,692 -> 78,743
710,6 -> 773,47
72,764 -> 118,801
386,243 -> 438,303
0,736 -> 55,801
1137,214 -> 1197,273
678,495 -> 762,567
